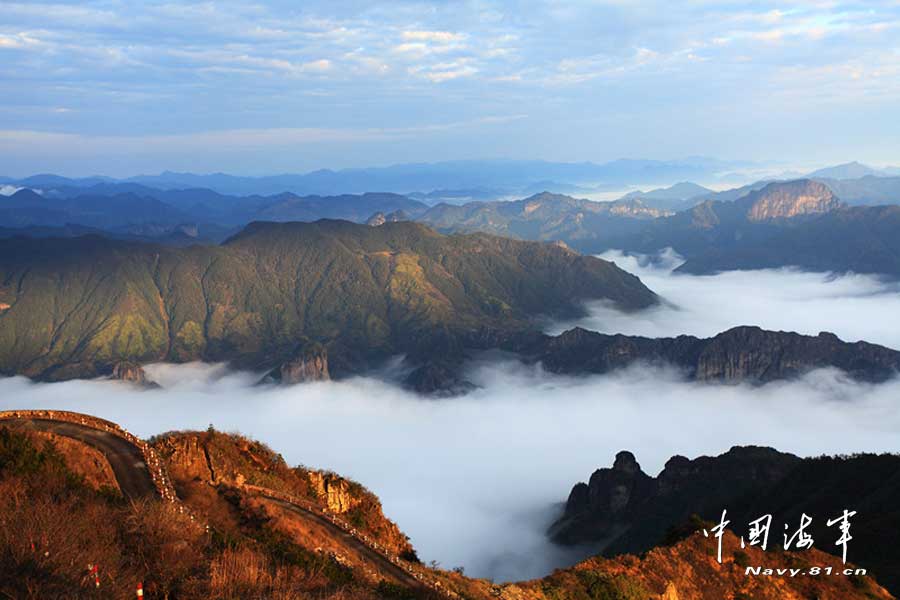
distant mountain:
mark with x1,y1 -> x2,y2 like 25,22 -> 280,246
0,187 -> 432,236
607,180 -> 900,276
738,179 -> 841,220
0,220 -> 656,383
253,192 -> 427,224
0,189 -> 194,230
3,158 -> 745,197
673,204 -> 900,276
0,223 -> 223,247
807,161 -> 883,179
619,181 -> 713,211
416,191 -> 669,244
407,188 -> 510,205
551,446 -> 900,593
814,175 -> 900,206
408,179 -> 900,277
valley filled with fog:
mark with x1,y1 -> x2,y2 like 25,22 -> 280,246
3,259 -> 900,582
551,249 -> 900,349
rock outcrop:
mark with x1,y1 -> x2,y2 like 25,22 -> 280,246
365,212 -> 386,226
306,471 -> 360,514
607,198 -> 673,218
110,361 -> 155,387
532,325 -> 900,384
551,446 -> 802,547
269,341 -> 330,384
550,447 -> 900,594
366,210 -> 409,226
741,179 -> 842,221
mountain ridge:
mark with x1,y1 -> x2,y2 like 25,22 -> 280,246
0,219 -> 656,383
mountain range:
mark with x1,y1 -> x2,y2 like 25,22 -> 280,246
410,179 -> 900,278
4,168 -> 900,274
0,158 -> 747,197
0,220 -> 655,386
3,218 -> 900,392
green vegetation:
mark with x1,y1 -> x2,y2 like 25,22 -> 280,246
0,220 -> 656,380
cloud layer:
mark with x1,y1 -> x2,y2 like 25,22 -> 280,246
551,250 -> 900,351
2,266 -> 900,582
1,1 -> 899,174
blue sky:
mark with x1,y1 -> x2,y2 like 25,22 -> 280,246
1,1 -> 899,176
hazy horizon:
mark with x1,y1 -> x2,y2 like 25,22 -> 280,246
1,157 -> 894,182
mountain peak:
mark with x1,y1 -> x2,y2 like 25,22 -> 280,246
807,161 -> 881,179
741,179 -> 841,221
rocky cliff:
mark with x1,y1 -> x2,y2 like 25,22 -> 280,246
741,179 -> 842,221
551,447 -> 900,594
551,447 -> 800,547
110,361 -> 153,386
531,325 -> 900,383
268,341 -> 330,384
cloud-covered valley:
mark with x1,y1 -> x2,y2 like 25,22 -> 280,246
2,261 -> 900,582
552,249 -> 900,351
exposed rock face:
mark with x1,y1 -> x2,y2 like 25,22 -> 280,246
607,198 -> 673,218
366,212 -> 386,226
551,448 -> 900,594
404,359 -> 475,396
532,325 -> 900,384
307,471 -> 360,514
551,446 -> 801,547
742,179 -> 841,221
157,434 -> 215,484
273,342 -> 330,384
110,361 -> 153,386
366,210 -> 409,226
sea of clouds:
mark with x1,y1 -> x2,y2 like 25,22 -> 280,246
550,249 -> 900,349
2,253 -> 900,582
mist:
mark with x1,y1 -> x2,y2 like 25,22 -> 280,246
550,249 -> 900,351
2,262 -> 900,582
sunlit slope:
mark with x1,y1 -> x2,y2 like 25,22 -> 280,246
0,220 -> 656,380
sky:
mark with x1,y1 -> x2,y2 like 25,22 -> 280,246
1,1 -> 900,176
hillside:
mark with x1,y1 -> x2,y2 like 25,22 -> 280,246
0,415 -> 892,600
619,181 -> 713,211
551,446 -> 900,593
416,191 -> 668,243
0,220 -> 656,382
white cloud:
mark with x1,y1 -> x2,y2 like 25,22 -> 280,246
401,30 -> 464,43
0,185 -> 23,195
0,32 -> 43,49
2,264 -> 900,583
551,249 -> 900,351
408,60 -> 478,82
2,360 -> 898,582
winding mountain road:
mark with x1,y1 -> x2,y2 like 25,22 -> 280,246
0,411 -> 440,594
262,495 -> 427,590
1,417 -> 157,499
